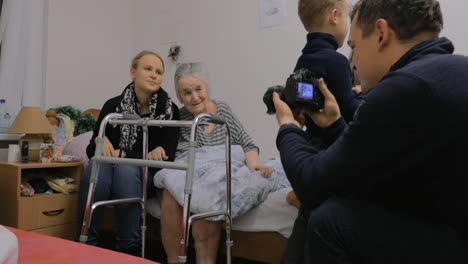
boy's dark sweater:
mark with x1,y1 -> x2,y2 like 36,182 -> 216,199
278,37 -> 468,240
295,33 -> 360,145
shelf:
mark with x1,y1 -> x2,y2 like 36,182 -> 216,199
0,161 -> 83,169
0,134 -> 24,140
19,192 -> 77,201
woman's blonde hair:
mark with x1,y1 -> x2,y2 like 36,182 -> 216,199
131,50 -> 165,72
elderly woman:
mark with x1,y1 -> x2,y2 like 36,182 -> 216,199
157,62 -> 273,263
78,50 -> 179,256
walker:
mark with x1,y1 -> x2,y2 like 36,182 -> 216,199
79,113 -> 233,264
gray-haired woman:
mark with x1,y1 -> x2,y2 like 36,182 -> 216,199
158,62 -> 272,263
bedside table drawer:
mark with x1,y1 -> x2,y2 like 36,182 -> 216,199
18,193 -> 78,230
30,222 -> 77,240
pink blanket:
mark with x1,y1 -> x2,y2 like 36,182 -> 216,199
4,226 -> 158,264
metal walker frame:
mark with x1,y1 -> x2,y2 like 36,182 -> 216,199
79,113 -> 233,264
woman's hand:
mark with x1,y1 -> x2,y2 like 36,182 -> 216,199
245,151 -> 273,178
149,146 -> 168,161
249,163 -> 274,178
101,137 -> 119,157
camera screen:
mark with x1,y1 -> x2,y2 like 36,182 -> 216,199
297,82 -> 314,99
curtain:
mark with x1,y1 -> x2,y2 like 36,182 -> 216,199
0,0 -> 3,58
0,0 -> 48,121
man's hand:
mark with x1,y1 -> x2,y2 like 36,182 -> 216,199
272,92 -> 301,127
149,146 -> 168,161
305,79 -> 341,128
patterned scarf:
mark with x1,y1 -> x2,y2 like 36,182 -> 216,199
118,82 -> 173,151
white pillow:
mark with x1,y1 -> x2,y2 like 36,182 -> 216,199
0,225 -> 18,264
62,131 -> 93,167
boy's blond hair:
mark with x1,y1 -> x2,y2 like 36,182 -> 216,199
298,0 -> 344,32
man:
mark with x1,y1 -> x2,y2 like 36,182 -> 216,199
273,0 -> 468,263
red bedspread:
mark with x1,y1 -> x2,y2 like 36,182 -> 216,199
5,226 -> 159,264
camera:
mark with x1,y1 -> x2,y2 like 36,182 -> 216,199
263,68 -> 324,114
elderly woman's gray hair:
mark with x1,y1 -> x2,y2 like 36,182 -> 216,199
174,62 -> 210,101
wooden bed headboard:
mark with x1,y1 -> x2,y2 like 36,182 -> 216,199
83,108 -> 101,120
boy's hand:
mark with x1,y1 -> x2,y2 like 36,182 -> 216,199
292,108 -> 306,128
286,191 -> 301,209
352,85 -> 362,94
305,79 -> 341,128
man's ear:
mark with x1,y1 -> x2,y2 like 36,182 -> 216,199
375,19 -> 391,51
328,8 -> 339,25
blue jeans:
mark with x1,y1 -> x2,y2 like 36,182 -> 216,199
304,197 -> 468,264
78,161 -> 151,251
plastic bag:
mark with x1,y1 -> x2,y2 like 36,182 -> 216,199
20,179 -> 35,197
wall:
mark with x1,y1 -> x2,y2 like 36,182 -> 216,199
46,0 -> 135,110
45,0 -> 468,159
439,1 -> 468,56
130,0 -> 318,159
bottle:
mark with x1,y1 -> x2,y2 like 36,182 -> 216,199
0,99 -> 11,133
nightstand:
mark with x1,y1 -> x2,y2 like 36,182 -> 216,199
0,161 -> 83,239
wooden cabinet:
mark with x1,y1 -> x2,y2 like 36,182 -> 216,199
0,161 -> 82,239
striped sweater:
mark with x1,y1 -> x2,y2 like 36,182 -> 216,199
176,100 -> 259,157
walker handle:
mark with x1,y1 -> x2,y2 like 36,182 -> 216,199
122,113 -> 141,120
208,114 -> 226,125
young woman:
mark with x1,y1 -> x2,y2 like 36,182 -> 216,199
78,50 -> 179,255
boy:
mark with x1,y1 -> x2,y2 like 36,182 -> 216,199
296,0 -> 360,145
283,0 -> 359,263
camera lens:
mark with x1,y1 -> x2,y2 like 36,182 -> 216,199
263,85 -> 284,114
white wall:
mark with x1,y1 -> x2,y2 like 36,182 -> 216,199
46,0 -> 135,110
45,0 -> 468,160
439,1 -> 468,56
130,0 -> 313,159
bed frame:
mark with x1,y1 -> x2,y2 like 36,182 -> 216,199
231,230 -> 287,264
145,214 -> 287,263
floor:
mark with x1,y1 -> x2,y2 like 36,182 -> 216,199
100,230 -> 267,264
96,210 -> 270,264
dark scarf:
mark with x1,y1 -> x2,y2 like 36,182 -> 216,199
118,82 -> 173,151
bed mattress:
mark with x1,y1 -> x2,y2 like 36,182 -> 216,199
147,187 -> 298,238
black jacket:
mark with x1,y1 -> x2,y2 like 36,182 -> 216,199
86,88 -> 180,162
278,37 -> 468,240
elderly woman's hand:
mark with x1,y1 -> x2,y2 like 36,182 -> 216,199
248,163 -> 273,178
149,146 -> 168,161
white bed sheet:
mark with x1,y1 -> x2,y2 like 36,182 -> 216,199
147,187 -> 298,238
0,225 -> 19,264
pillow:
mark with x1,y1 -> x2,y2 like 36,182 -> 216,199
0,226 -> 18,264
62,131 -> 93,167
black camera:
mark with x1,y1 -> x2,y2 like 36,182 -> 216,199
263,68 -> 324,114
